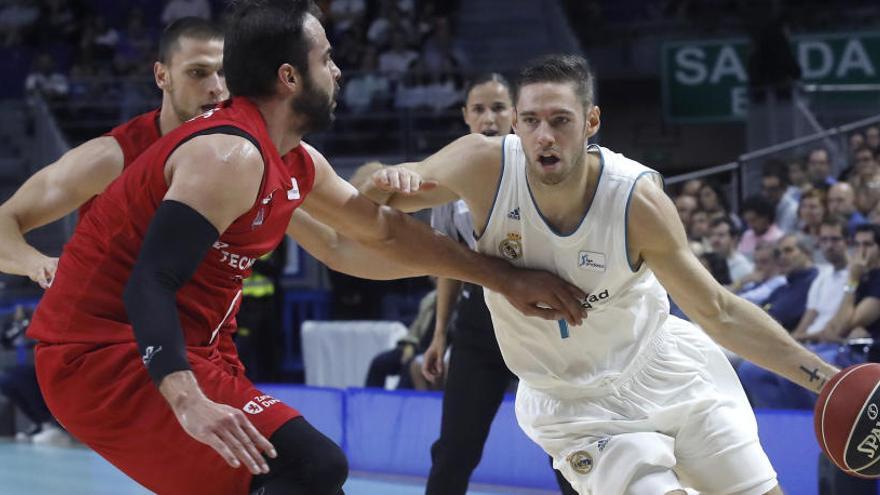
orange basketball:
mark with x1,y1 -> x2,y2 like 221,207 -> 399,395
815,363 -> 880,478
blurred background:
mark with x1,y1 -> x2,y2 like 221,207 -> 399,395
1,0 -> 880,493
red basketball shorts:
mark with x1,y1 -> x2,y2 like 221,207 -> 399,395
35,339 -> 300,495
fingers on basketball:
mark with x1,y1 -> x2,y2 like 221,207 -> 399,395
815,363 -> 880,478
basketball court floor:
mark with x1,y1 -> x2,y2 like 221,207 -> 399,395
0,441 -> 556,495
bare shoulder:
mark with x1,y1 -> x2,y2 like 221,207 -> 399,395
78,135 -> 125,163
168,133 -> 264,181
628,173 -> 684,251
455,133 -> 503,166
300,140 -> 327,165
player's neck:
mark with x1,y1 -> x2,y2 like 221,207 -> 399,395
527,152 -> 597,234
157,104 -> 183,136
251,98 -> 305,156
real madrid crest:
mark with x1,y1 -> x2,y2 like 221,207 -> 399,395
499,232 -> 522,260
567,450 -> 593,475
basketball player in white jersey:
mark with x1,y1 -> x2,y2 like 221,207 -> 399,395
358,54 -> 839,494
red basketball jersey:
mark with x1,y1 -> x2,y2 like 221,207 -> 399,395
29,97 -> 315,346
78,108 -> 163,218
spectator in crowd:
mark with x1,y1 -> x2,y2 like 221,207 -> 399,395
161,0 -> 212,25
115,9 -> 156,75
815,223 -> 880,342
368,0 -> 414,48
420,16 -> 464,74
827,182 -> 867,234
24,53 -> 69,102
792,215 -> 851,344
866,126 -> 880,155
787,157 -> 812,197
738,194 -> 784,258
681,178 -> 703,198
328,0 -> 366,36
761,161 -> 799,232
83,15 -> 120,64
674,194 -> 697,234
0,0 -> 39,46
798,188 -> 826,259
698,181 -> 733,222
735,241 -> 787,305
38,0 -> 80,44
365,289 -> 437,389
762,234 -> 818,332
378,30 -> 418,82
848,144 -> 880,191
342,46 -> 390,113
689,208 -> 711,249
699,251 -> 732,286
739,218 -> 855,411
849,131 -> 865,153
806,147 -> 836,188
332,20 -> 367,71
709,216 -> 753,285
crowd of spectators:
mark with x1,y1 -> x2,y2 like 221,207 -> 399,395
669,125 -> 880,411
8,0 -> 466,132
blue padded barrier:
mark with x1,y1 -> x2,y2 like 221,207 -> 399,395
255,384 -> 346,448
254,385 -> 858,494
345,388 -> 442,475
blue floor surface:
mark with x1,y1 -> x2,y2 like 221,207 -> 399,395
0,442 -> 555,495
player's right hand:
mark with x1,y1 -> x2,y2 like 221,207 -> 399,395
421,334 -> 447,384
27,255 -> 57,289
371,166 -> 438,195
173,395 -> 276,475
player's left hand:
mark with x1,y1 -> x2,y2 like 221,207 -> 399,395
497,267 -> 587,326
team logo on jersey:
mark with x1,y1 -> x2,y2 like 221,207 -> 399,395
582,289 -> 609,309
578,250 -> 606,272
499,232 -> 522,260
567,450 -> 593,475
507,207 -> 520,220
242,394 -> 280,415
287,178 -> 300,200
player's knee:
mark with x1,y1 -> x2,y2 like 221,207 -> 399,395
308,441 -> 348,491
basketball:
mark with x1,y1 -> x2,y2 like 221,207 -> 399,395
815,363 -> 880,478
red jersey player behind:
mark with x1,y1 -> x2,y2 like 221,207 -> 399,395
0,17 -> 226,289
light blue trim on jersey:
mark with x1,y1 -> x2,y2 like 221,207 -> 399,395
625,171 -> 664,272
525,145 -> 605,238
473,135 -> 507,241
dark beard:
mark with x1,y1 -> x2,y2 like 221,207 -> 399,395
292,76 -> 335,134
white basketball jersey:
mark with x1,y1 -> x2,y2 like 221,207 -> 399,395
476,135 -> 670,397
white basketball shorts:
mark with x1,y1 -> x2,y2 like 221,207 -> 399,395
514,316 -> 778,495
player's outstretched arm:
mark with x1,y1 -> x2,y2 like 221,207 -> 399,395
629,175 -> 838,393
352,133 -> 501,217
300,145 -> 587,326
123,134 -> 275,475
286,208 -> 423,280
0,136 -> 123,287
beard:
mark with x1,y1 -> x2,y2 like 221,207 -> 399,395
292,75 -> 337,134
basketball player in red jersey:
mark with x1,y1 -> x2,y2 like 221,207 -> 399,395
0,17 -> 226,289
26,2 -> 587,495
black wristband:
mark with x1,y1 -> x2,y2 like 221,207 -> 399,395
123,200 -> 219,385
